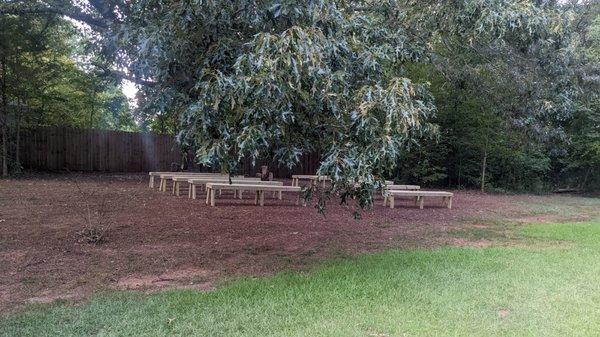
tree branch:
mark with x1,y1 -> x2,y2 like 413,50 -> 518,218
0,5 -> 109,29
102,68 -> 156,87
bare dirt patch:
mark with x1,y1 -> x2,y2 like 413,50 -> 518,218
448,238 -> 494,248
116,267 -> 217,290
1,173 -> 598,313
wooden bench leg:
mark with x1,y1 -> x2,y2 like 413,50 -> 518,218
278,191 -> 282,200
206,187 -> 210,205
192,185 -> 197,199
239,190 -> 243,199
175,182 -> 180,196
414,196 -> 419,206
149,176 -> 154,188
448,197 -> 453,209
259,191 -> 265,206
210,188 -> 216,206
171,181 -> 176,195
383,195 -> 387,206
389,196 -> 395,209
159,178 -> 164,191
254,191 -> 259,205
419,196 -> 425,209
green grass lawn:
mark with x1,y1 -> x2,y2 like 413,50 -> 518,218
3,220 -> 600,337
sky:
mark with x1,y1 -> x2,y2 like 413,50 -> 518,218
122,80 -> 138,104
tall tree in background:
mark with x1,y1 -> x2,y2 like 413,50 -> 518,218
558,1 -> 600,190
394,0 -> 600,192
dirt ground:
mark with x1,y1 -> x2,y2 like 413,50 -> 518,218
1,173 -> 599,313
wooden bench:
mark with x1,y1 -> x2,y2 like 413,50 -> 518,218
148,172 -> 228,188
151,172 -> 229,190
158,173 -> 232,192
171,176 -> 258,197
291,175 -> 330,187
205,183 -> 303,206
187,178 -> 278,199
163,173 -> 232,193
382,185 -> 421,206
387,190 -> 453,209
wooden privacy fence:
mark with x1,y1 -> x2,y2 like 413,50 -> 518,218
21,127 -> 181,172
20,127 -> 322,176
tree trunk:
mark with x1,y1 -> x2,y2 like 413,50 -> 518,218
1,56 -> 8,177
480,138 -> 489,193
481,149 -> 487,192
1,123 -> 6,177
14,98 -> 22,173
580,168 -> 591,191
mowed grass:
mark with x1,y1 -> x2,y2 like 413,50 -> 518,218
3,221 -> 600,337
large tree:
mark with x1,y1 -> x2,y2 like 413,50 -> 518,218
116,0 -> 573,210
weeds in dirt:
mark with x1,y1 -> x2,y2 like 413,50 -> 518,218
71,177 -> 136,244
72,180 -> 112,244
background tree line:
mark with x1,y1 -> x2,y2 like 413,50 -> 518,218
1,1 -> 599,203
0,11 -> 134,176
394,1 -> 600,193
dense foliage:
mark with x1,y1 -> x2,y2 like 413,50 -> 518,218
1,0 -> 599,210
401,0 -> 600,193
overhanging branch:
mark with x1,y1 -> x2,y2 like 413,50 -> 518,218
0,5 -> 109,29
104,69 -> 156,87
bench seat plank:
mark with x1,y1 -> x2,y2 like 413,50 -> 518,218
385,185 -> 421,190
